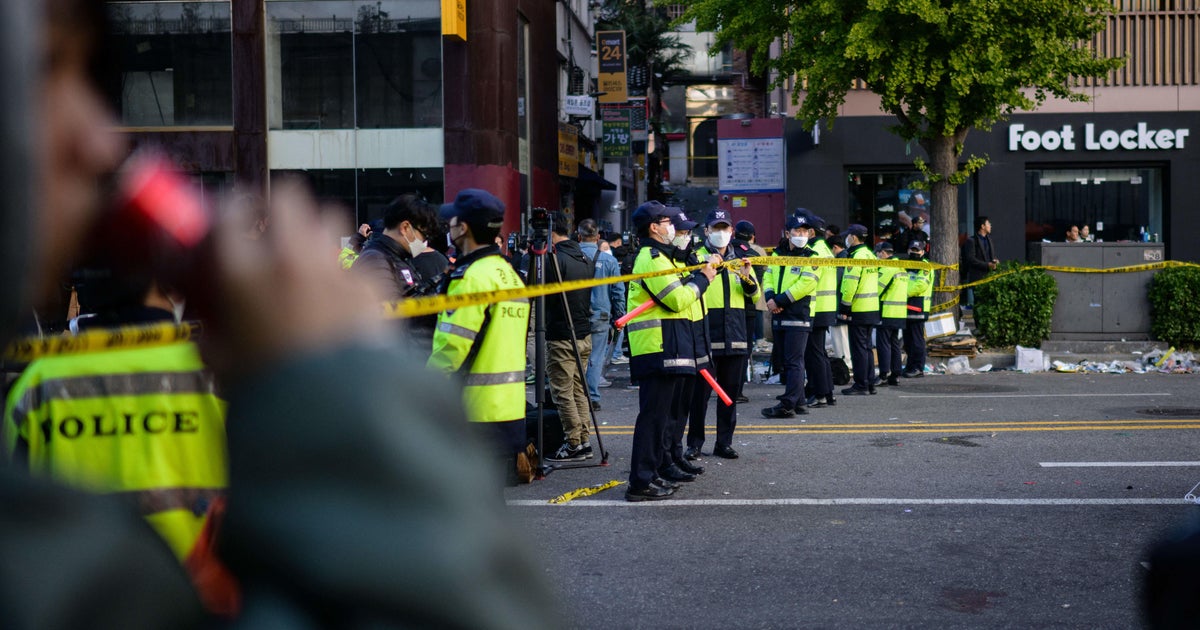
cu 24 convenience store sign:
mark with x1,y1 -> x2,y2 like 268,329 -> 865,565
1009,122 -> 1190,152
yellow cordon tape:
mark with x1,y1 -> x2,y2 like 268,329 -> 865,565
4,321 -> 200,363
9,260 -> 1200,360
548,480 -> 625,504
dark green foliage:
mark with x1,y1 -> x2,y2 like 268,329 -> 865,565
974,262 -> 1057,348
1149,266 -> 1200,349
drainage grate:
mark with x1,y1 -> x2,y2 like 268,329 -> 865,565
902,384 -> 1020,395
1135,407 -> 1200,417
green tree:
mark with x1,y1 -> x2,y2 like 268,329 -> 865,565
674,0 -> 1123,299
598,1 -> 692,201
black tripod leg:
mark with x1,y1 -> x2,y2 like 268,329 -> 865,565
548,250 -> 609,465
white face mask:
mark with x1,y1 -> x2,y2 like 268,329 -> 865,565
408,237 -> 428,257
658,223 -> 676,244
672,234 -> 691,249
790,235 -> 809,249
708,229 -> 732,248
845,236 -> 854,248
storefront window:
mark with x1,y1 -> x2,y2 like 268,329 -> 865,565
1025,168 -> 1163,243
108,1 -> 233,127
266,1 -> 442,130
846,170 -> 973,244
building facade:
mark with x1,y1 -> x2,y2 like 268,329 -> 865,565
781,1 -> 1200,263
109,0 -> 597,239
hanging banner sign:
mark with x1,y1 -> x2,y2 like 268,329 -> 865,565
596,30 -> 628,103
563,95 -> 593,117
558,123 -> 579,177
602,109 -> 632,158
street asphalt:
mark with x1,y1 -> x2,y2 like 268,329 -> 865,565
504,361 -> 1200,629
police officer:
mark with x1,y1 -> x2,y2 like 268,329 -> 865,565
4,275 -> 227,561
903,239 -> 933,378
428,189 -> 531,485
686,210 -> 757,460
838,224 -> 881,395
665,209 -> 708,477
794,209 -> 837,409
624,202 -> 718,501
761,215 -> 821,418
874,241 -> 907,387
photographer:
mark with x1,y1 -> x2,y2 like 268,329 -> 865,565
351,193 -> 436,303
539,212 -> 595,462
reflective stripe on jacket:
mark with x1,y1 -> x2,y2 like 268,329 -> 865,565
3,341 -> 227,560
696,245 -> 757,356
878,264 -> 909,328
907,261 -> 934,320
429,249 -> 530,423
762,246 -> 819,328
839,244 -> 881,325
808,238 -> 838,327
627,241 -> 710,377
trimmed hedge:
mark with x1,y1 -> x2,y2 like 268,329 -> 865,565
1149,266 -> 1200,349
973,262 -> 1057,348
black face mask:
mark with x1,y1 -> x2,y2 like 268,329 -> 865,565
909,252 -> 924,260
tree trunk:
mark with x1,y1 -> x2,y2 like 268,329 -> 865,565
925,133 -> 962,307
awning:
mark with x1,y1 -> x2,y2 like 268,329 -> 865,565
576,165 -> 617,190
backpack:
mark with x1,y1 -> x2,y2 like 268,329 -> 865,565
831,356 -> 851,386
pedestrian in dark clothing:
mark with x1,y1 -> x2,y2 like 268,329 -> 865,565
961,215 -> 998,309
541,214 -> 597,461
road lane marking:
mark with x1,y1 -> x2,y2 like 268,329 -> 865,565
508,497 -> 1185,507
898,392 -> 1173,399
592,423 -> 1200,435
599,418 -> 1200,430
1040,461 -> 1200,467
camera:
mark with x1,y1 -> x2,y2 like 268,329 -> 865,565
529,207 -> 552,233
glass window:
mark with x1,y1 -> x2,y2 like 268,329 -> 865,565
271,167 -> 444,225
108,1 -> 233,127
846,170 -> 974,245
1025,167 -> 1163,243
266,1 -> 442,130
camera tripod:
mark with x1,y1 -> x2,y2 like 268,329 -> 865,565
528,220 -> 610,476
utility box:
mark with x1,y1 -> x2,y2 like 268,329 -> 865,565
1028,242 -> 1164,340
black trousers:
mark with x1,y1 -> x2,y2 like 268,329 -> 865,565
663,375 -> 694,468
804,326 -> 833,398
687,353 -> 746,450
849,323 -> 876,389
876,325 -> 903,377
629,374 -> 687,489
775,323 -> 809,409
904,319 -> 927,372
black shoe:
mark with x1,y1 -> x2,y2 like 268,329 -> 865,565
684,446 -> 701,461
762,404 -> 795,418
868,385 -> 877,395
545,442 -> 587,461
887,375 -> 900,386
735,395 -> 750,404
580,442 -> 594,459
807,399 -> 827,408
876,374 -> 891,387
675,458 -> 705,475
653,476 -> 681,490
842,386 -> 869,396
659,464 -> 697,482
870,375 -> 882,387
825,395 -> 837,406
713,444 -> 740,459
902,369 -> 924,378
590,400 -> 601,411
626,483 -> 675,501
804,395 -> 818,406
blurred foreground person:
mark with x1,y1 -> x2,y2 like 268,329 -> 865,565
0,2 -> 554,628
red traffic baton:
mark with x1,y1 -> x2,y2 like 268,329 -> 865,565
700,368 -> 733,407
614,300 -> 655,329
